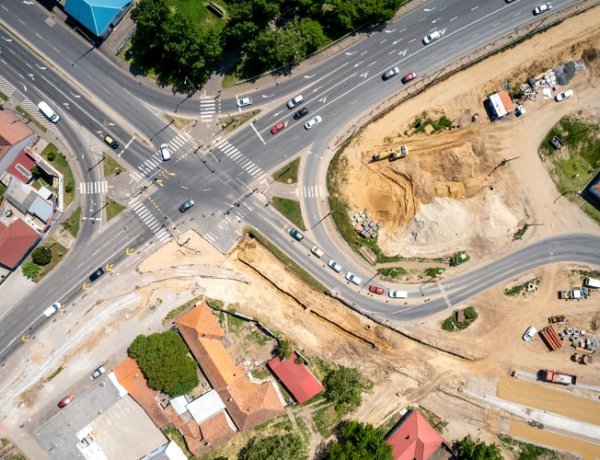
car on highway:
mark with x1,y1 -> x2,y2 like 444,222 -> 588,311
271,122 -> 285,135
91,365 -> 106,379
304,115 -> 322,130
179,199 -> 195,213
289,228 -> 304,241
236,96 -> 252,107
58,394 -> 74,408
89,267 -> 105,282
160,144 -> 171,161
523,326 -> 538,342
287,94 -> 304,109
294,107 -> 309,120
401,72 -> 417,84
554,89 -> 573,102
43,302 -> 62,318
388,290 -> 408,299
103,134 -> 119,149
382,66 -> 400,81
328,259 -> 342,273
311,245 -> 324,258
345,273 -> 363,285
423,30 -> 441,45
368,285 -> 384,295
533,3 -> 552,15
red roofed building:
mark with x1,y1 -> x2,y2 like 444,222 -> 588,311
267,354 -> 323,404
386,410 -> 444,460
0,110 -> 35,176
0,219 -> 40,270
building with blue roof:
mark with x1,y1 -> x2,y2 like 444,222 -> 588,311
64,0 -> 132,39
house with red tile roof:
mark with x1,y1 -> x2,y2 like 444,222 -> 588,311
0,110 -> 35,176
0,218 -> 40,270
267,354 -> 323,404
386,410 -> 444,460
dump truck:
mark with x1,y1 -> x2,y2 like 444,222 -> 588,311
539,370 -> 577,385
558,289 -> 587,300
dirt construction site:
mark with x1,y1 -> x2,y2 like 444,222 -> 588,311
1,6 -> 600,460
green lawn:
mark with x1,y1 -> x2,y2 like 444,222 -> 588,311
271,197 -> 305,230
42,144 -> 75,207
63,206 -> 81,238
106,197 -> 125,221
377,267 -> 407,279
272,158 -> 300,183
220,110 -> 260,136
35,239 -> 68,281
103,154 -> 126,177
0,182 -> 6,202
0,90 -> 8,101
166,0 -> 228,32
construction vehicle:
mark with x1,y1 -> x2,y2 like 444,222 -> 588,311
539,370 -> 577,385
548,315 -> 567,324
390,145 -> 408,161
571,353 -> 593,365
558,288 -> 587,300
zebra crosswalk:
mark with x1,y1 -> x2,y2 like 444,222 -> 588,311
79,181 -> 108,194
18,99 -> 56,131
200,99 -> 217,122
132,202 -> 171,243
0,76 -> 15,99
135,133 -> 192,178
214,140 -> 265,180
302,185 -> 325,199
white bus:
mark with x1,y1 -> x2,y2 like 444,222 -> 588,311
37,101 -> 60,123
583,277 -> 600,289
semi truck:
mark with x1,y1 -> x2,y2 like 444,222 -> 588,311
539,370 -> 577,385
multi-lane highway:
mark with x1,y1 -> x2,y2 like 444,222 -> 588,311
0,0 -> 599,361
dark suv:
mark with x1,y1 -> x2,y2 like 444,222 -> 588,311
293,107 -> 309,120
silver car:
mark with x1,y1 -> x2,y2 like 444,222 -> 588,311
423,30 -> 441,45
287,94 -> 304,108
328,259 -> 342,273
304,115 -> 322,130
345,272 -> 363,285
382,67 -> 400,81
236,96 -> 252,107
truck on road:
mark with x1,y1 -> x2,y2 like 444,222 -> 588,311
539,370 -> 577,385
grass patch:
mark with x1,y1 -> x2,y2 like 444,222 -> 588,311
271,197 -> 305,230
224,307 -> 246,333
498,434 -> 559,460
34,239 -> 68,281
504,277 -> 539,297
103,154 -> 126,177
441,306 -> 478,332
312,405 -> 341,437
450,251 -> 470,267
247,329 -> 269,346
162,296 -> 202,326
247,228 -> 331,295
0,182 -> 6,202
272,157 -> 301,183
15,105 -> 47,133
62,206 -> 81,238
513,224 -> 530,241
411,113 -> 452,134
165,0 -> 228,33
206,297 -> 225,309
424,267 -> 445,277
45,366 -> 63,382
378,266 -> 407,279
42,143 -> 75,207
0,90 -> 8,101
220,109 -> 260,136
105,197 -> 126,221
164,114 -> 195,129
163,427 -> 193,458
251,365 -> 272,380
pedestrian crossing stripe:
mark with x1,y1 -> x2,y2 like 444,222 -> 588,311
132,202 -> 171,243
215,140 -> 265,179
0,76 -> 15,98
79,181 -> 108,194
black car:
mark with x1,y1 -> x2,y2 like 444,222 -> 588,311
293,107 -> 309,120
89,267 -> 105,282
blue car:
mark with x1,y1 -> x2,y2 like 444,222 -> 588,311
289,228 -> 304,241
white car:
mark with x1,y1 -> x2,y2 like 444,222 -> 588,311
423,30 -> 441,45
345,272 -> 363,285
533,3 -> 552,15
91,365 -> 106,379
236,96 -> 252,107
304,115 -> 322,130
523,326 -> 538,342
311,245 -> 324,258
554,89 -> 574,102
327,259 -> 342,273
287,94 -> 304,109
43,302 -> 62,318
388,290 -> 408,299
160,144 -> 171,161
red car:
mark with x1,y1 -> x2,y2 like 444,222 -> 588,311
368,285 -> 384,295
58,394 -> 74,408
271,122 -> 285,135
401,72 -> 417,84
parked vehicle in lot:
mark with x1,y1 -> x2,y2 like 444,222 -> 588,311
382,67 -> 400,81
294,107 -> 309,119
179,199 -> 195,213
289,228 -> 304,241
368,285 -> 384,295
304,115 -> 322,130
160,144 -> 171,161
388,290 -> 408,299
328,259 -> 342,273
103,134 -> 119,149
271,122 -> 285,135
423,30 -> 441,45
539,369 -> 576,385
555,89 -> 573,102
401,72 -> 417,83
91,365 -> 106,379
236,96 -> 252,107
584,277 -> 600,289
548,315 -> 567,324
311,245 -> 324,258
58,394 -> 74,408
43,302 -> 62,318
89,267 -> 105,282
522,326 -> 537,342
345,273 -> 362,285
287,94 -> 304,108
533,3 -> 552,15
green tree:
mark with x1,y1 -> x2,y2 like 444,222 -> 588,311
128,331 -> 198,397
327,421 -> 392,460
22,261 -> 40,280
239,434 -> 307,460
323,366 -> 373,413
455,435 -> 504,460
299,18 -> 328,53
130,0 -> 170,67
32,246 -> 52,266
275,338 -> 293,359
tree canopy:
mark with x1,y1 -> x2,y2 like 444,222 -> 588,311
323,366 -> 373,413
128,331 -> 198,397
455,435 -> 504,460
239,434 -> 307,460
32,246 -> 52,266
327,421 -> 392,460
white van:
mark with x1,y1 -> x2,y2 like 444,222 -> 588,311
583,277 -> 600,289
388,290 -> 408,299
37,101 -> 60,123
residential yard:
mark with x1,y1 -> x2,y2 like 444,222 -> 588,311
42,144 -> 75,207
271,197 -> 305,230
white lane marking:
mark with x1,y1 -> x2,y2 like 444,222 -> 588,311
471,5 -> 479,11
250,122 -> 265,145
450,16 -> 458,21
